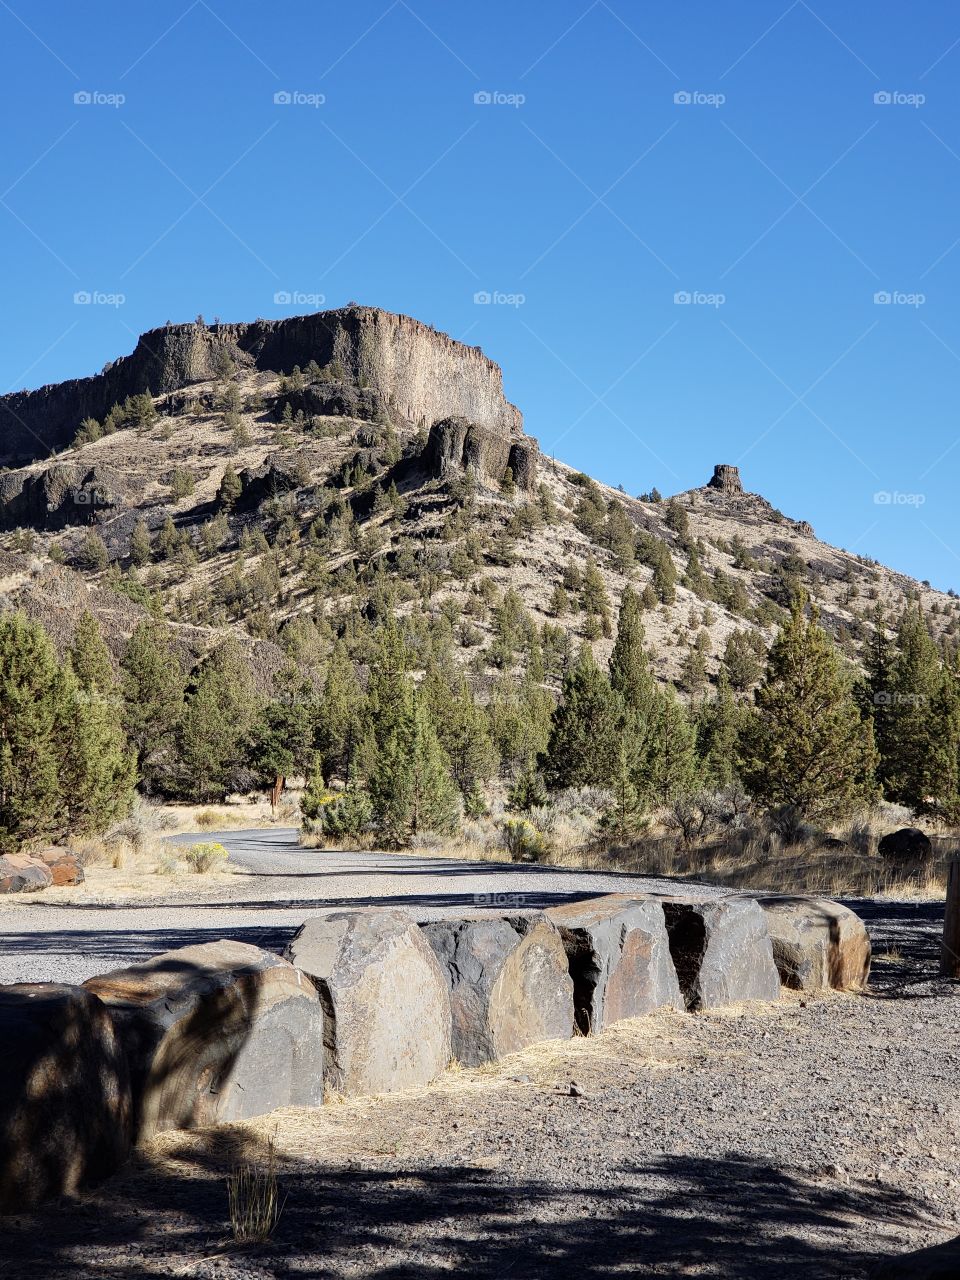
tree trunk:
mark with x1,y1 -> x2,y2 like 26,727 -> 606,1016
270,775 -> 285,812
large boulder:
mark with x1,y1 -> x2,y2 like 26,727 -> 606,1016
35,845 -> 84,886
422,914 -> 574,1067
85,940 -> 324,1141
284,910 -> 451,1097
546,895 -> 682,1033
759,896 -> 871,991
662,896 -> 781,1011
878,827 -> 933,877
0,983 -> 132,1210
0,854 -> 52,894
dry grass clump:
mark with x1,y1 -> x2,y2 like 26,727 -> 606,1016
227,1136 -> 284,1243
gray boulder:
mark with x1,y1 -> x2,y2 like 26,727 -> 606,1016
422,914 -> 574,1066
546,895 -> 682,1033
0,983 -> 132,1210
85,939 -> 324,1141
870,1234 -> 960,1278
662,896 -> 781,1011
759,895 -> 871,991
284,909 -> 451,1097
0,854 -> 52,894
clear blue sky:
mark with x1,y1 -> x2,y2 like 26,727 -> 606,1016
2,2 -> 959,588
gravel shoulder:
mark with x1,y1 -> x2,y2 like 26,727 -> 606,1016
1,830 -> 957,1278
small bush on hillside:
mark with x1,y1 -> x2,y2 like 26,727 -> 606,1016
500,816 -> 549,862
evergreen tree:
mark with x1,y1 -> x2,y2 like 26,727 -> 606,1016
246,664 -> 317,806
177,640 -> 258,802
542,645 -> 621,789
422,666 -> 497,799
316,642 -> 365,780
0,613 -> 63,849
609,586 -> 657,716
599,737 -> 646,843
739,594 -> 877,822
641,688 -> 701,805
120,620 -> 186,787
56,661 -> 135,835
696,670 -> 741,789
68,611 -> 116,694
218,463 -> 242,510
407,691 -> 460,837
130,519 -> 152,567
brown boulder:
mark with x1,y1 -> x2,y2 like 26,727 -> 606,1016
85,940 -> 324,1142
284,910 -> 452,1098
421,914 -> 574,1067
0,854 -> 52,894
0,983 -> 132,1210
758,896 -> 871,991
36,845 -> 85,886
546,895 -> 683,1033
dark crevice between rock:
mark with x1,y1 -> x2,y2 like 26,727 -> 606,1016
662,904 -> 707,1012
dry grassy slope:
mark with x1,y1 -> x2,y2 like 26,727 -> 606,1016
0,365 -> 955,692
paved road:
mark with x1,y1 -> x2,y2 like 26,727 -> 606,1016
0,827 -> 721,986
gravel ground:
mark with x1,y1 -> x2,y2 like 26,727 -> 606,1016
1,830 -> 957,1278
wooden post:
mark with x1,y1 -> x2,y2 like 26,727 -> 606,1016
942,857 -> 960,978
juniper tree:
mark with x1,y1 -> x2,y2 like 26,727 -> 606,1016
56,661 -> 135,835
739,594 -> 877,823
69,611 -> 116,694
130,519 -> 152,567
120,620 -> 186,787
542,645 -> 621,789
177,640 -> 258,802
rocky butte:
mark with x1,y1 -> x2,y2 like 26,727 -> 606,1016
0,305 -> 532,474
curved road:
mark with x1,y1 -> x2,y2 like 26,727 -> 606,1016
0,827 -> 944,989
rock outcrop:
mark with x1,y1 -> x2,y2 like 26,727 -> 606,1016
546,896 -> 682,1033
707,464 -> 744,495
878,827 -> 933,877
0,307 -> 524,462
0,984 -> 132,1210
759,896 -> 871,991
84,940 -> 324,1141
424,415 -> 538,492
422,914 -> 574,1066
284,910 -> 451,1097
662,897 -> 781,1011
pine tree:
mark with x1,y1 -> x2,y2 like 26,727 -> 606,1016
407,692 -> 459,837
422,666 -> 497,799
218,463 -> 242,510
642,688 -> 701,805
69,611 -> 116,694
609,587 -> 657,715
0,613 -> 64,849
316,642 -> 365,780
739,594 -> 877,822
120,620 -> 186,787
130,519 -> 152,567
599,737 -> 646,843
246,664 -> 317,806
177,640 -> 259,802
542,645 -> 621,789
696,670 -> 741,789
56,662 -> 135,835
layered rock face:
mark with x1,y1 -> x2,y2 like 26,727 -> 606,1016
707,464 -> 744,495
0,306 -> 524,462
424,415 -> 539,492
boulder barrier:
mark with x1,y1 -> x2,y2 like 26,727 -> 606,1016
758,895 -> 871,991
546,895 -> 683,1033
0,854 -> 53,894
84,939 -> 325,1142
285,909 -> 451,1097
0,983 -> 132,1210
661,896 -> 782,1011
421,914 -> 574,1066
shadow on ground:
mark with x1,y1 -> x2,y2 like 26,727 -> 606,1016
1,1130 -> 946,1280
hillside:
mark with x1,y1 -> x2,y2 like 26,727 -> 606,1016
0,304 -> 955,695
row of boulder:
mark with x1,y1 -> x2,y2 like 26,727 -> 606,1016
0,890 -> 870,1211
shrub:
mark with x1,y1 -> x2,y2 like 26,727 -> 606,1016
228,1139 -> 283,1243
195,808 -> 229,829
183,840 -> 229,872
499,816 -> 549,863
